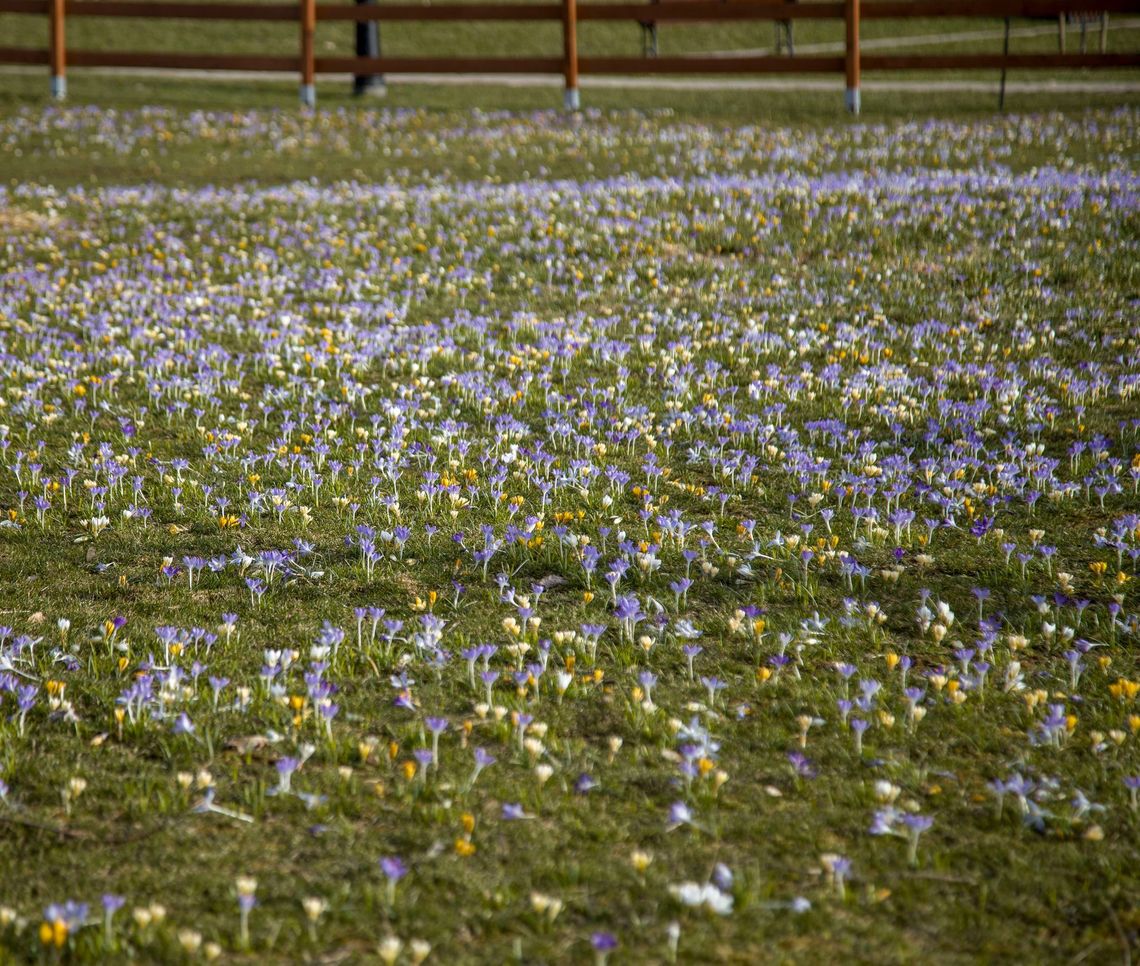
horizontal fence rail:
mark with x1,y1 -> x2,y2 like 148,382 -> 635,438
1,0 -> 1138,112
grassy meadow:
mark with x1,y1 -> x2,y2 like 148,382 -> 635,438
0,47 -> 1138,966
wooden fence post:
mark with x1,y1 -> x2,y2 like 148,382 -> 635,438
844,0 -> 860,114
563,0 -> 579,110
300,0 -> 316,107
49,0 -> 66,99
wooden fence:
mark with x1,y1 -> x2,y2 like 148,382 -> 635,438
1,0 -> 1138,113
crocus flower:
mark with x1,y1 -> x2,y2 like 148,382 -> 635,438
380,856 -> 407,906
101,894 -> 125,949
591,931 -> 618,965
235,876 -> 257,948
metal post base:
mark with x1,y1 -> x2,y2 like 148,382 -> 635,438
51,75 -> 66,100
354,78 -> 388,97
563,88 -> 580,111
300,83 -> 316,108
845,88 -> 860,115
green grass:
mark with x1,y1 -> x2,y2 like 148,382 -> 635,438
3,68 -> 1140,188
0,71 -> 1138,966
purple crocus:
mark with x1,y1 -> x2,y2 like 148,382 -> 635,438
591,931 -> 618,965
380,856 -> 407,906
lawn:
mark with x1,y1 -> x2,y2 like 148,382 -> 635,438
0,85 -> 1138,964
